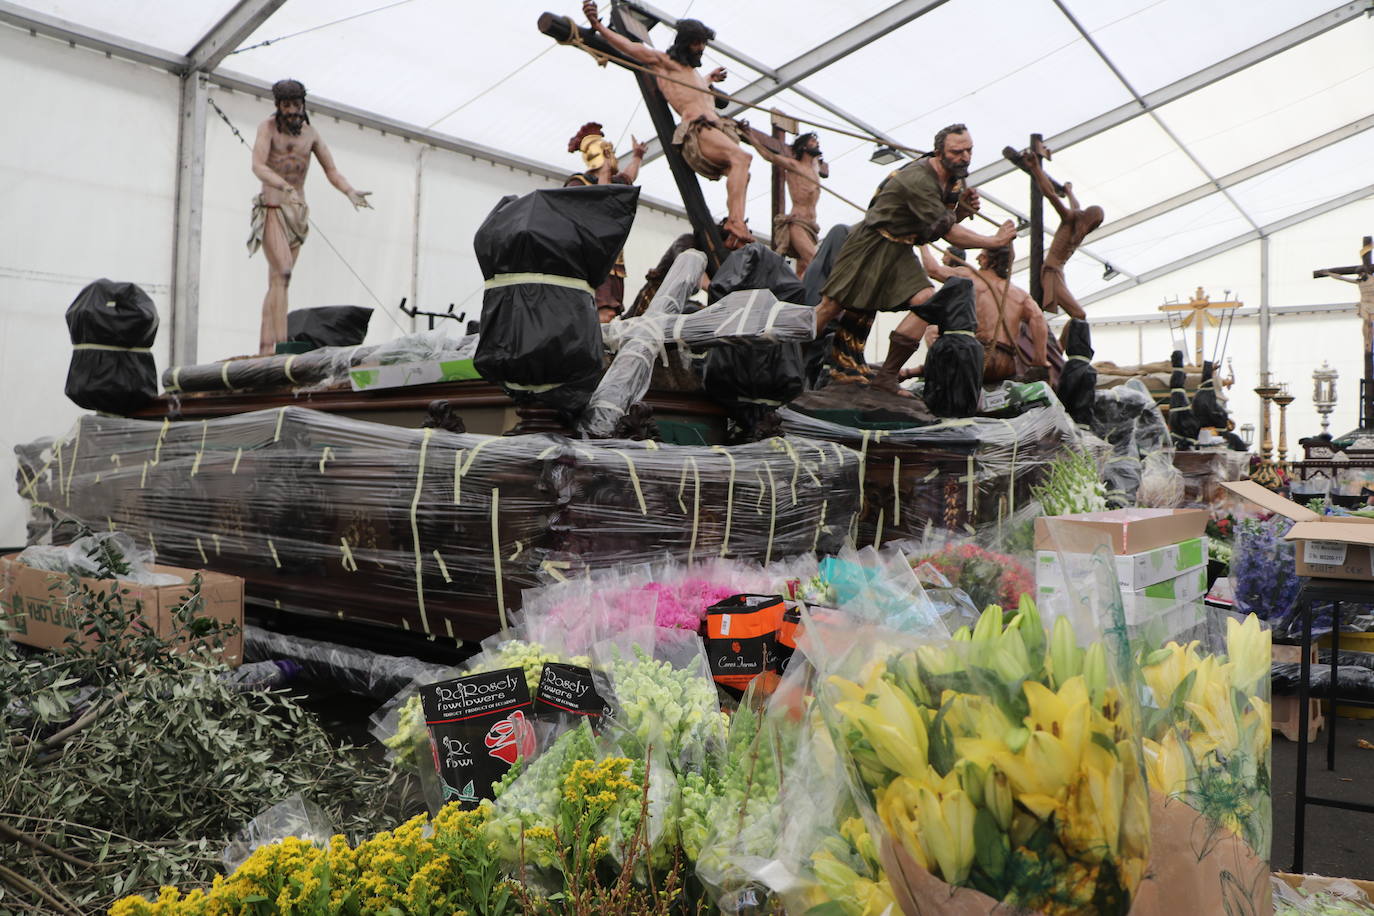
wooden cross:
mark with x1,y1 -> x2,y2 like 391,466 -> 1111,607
1313,235 -> 1374,427
1158,286 -> 1241,367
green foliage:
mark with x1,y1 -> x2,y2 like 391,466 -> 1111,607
0,574 -> 410,913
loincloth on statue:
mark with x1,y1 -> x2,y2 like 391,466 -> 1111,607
773,214 -> 820,258
1040,261 -> 1067,310
821,222 -> 933,313
671,116 -> 744,182
982,338 -> 1018,383
247,194 -> 309,255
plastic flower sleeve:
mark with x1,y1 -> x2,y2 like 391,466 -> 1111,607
756,655 -> 897,916
221,794 -> 336,871
811,574 -> 1152,915
1039,518 -> 1272,916
693,673 -> 799,911
1129,606 -> 1272,916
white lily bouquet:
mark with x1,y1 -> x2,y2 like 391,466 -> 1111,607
818,597 -> 1152,915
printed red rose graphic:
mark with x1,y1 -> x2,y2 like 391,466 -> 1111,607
484,709 -> 536,765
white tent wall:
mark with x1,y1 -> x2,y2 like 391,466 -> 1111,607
0,27 -> 180,548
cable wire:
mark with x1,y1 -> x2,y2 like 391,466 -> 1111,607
231,0 -> 422,55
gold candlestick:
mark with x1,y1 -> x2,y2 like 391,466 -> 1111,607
1253,375 -> 1281,488
1274,383 -> 1295,470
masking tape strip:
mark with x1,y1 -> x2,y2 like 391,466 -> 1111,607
676,460 -> 690,514
611,450 -> 647,515
340,538 -> 358,572
268,539 -> 281,568
642,439 -> 659,450
995,417 -> 1019,517
273,408 -> 286,443
764,463 -> 777,566
232,447 -> 243,475
64,426 -> 81,505
540,559 -> 571,583
170,366 -> 182,392
432,549 -> 451,582
892,456 -> 902,528
484,272 -> 595,295
140,461 -> 149,489
873,507 -> 884,548
410,428 -> 434,634
775,438 -> 802,504
211,534 -> 221,555
283,354 -> 299,383
754,468 -> 767,513
53,439 -> 65,501
107,517 -> 114,531
1067,354 -> 1091,362
508,541 -> 524,562
812,499 -> 828,553
687,455 -> 701,564
857,429 -> 872,516
318,446 -> 335,475
710,446 -> 736,556
503,380 -> 564,393
221,361 -> 232,389
966,454 -> 976,516
196,537 -> 208,565
453,449 -> 466,504
71,343 -> 153,352
762,299 -> 786,338
148,532 -> 158,557
153,418 -> 170,465
490,487 -> 507,631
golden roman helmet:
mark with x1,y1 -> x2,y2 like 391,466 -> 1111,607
580,133 -> 617,171
569,121 -> 617,172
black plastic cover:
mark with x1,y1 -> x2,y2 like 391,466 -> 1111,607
287,306 -> 373,349
64,278 -> 158,415
1057,318 -> 1097,425
921,278 -> 984,418
472,185 -> 639,414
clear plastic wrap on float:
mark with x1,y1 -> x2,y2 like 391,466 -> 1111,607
779,399 -> 1079,546
16,407 -> 861,639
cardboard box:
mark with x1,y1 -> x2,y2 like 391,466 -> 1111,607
349,358 -> 480,392
1037,562 -> 1207,607
1034,508 -> 1209,554
0,554 -> 243,665
1036,537 -> 1207,591
1221,480 -> 1374,581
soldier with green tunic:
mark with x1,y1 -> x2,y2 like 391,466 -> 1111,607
812,123 -> 1015,394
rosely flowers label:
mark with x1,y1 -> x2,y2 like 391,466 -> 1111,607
421,667 -> 536,808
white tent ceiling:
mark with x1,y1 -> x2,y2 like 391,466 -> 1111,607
3,0 -> 1372,313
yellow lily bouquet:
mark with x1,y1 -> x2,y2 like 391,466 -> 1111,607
823,597 -> 1151,916
1131,612 -> 1272,916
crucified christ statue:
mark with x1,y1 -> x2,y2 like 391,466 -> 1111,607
581,0 -> 754,249
1008,144 -> 1102,319
248,79 -> 372,356
749,131 -> 826,278
1315,236 -> 1374,408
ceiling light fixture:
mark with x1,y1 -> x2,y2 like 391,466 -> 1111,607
869,144 -> 902,166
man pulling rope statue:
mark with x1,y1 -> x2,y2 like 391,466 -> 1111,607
581,1 -> 755,249
248,79 -> 372,356
812,123 -> 1016,394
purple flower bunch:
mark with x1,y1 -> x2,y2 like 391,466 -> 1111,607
1231,515 -> 1302,623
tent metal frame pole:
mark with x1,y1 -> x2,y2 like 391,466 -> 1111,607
1259,234 -> 1271,384
170,72 -> 207,366
965,2 -> 1374,189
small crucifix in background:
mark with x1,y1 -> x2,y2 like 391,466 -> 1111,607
1313,235 -> 1374,427
1158,287 -> 1241,368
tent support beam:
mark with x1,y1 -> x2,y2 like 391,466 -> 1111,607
170,72 -> 207,366
1078,183 -> 1374,307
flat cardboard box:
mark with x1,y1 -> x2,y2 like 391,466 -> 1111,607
1036,537 -> 1207,591
0,554 -> 243,665
349,358 -> 480,392
1034,508 -> 1209,555
1221,480 -> 1374,581
1037,562 -> 1207,606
